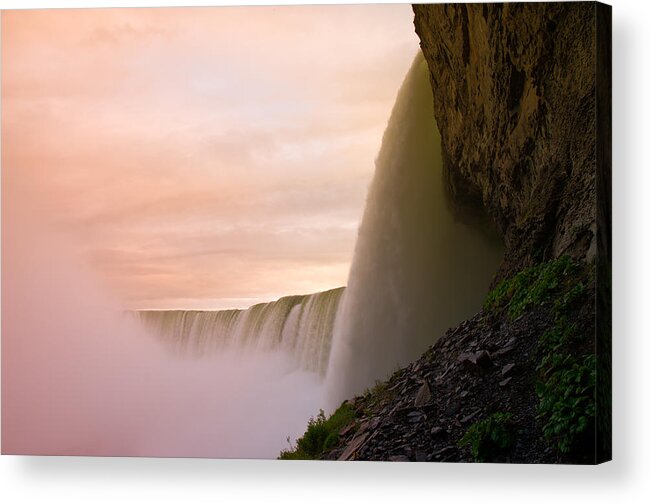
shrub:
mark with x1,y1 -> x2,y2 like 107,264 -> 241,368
279,402 -> 356,460
458,412 -> 516,462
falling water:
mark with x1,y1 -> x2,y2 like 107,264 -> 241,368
137,287 -> 344,376
325,53 -> 504,407
138,53 -> 504,410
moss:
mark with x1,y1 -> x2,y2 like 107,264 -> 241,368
278,402 -> 357,460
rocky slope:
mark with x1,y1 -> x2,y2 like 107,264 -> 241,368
318,258 -> 597,464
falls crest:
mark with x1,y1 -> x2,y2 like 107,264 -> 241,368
137,287 -> 344,377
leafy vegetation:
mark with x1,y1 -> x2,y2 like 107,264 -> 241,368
459,412 -> 516,462
485,255 -> 596,458
278,402 -> 356,460
484,255 -> 581,319
279,374 -> 398,460
536,290 -> 595,455
536,351 -> 595,454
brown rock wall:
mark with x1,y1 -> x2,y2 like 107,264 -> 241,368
413,2 -> 601,278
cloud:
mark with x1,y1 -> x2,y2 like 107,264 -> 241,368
81,23 -> 173,47
2,5 -> 418,308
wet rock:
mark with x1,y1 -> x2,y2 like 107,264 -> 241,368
414,381 -> 432,407
414,450 -> 428,462
460,408 -> 482,424
444,401 -> 460,416
407,411 -> 426,423
430,426 -> 444,436
492,346 -> 515,358
357,420 -> 369,435
458,350 -> 493,374
339,423 -> 356,437
501,363 -> 516,377
338,433 -> 368,461
473,351 -> 493,370
431,445 -> 457,460
499,377 -> 513,387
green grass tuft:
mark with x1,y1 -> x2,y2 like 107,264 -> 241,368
279,402 -> 357,460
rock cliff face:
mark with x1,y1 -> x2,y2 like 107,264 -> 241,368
413,2 -> 609,280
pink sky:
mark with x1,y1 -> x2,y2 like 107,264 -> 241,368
2,5 -> 418,309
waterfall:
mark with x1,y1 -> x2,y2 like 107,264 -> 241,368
136,52 -> 503,408
325,52 -> 504,406
136,287 -> 344,377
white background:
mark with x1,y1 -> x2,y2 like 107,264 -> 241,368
1,0 -> 648,503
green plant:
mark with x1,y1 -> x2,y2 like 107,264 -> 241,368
534,262 -> 596,457
552,281 -> 586,315
484,255 -> 580,319
537,317 -> 578,358
536,354 -> 595,454
458,412 -> 515,462
279,402 -> 356,460
536,316 -> 596,455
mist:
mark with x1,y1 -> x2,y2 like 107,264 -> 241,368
2,190 -> 323,457
1,5 -> 420,457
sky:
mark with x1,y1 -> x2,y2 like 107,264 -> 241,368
2,5 -> 419,309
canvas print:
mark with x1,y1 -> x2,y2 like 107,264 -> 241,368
1,2 -> 611,464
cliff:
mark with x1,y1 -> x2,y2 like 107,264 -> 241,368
413,2 -> 610,281
412,1 -> 611,462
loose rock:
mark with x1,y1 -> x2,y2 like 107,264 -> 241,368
414,381 -> 432,407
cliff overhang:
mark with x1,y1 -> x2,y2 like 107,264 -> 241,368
413,2 -> 610,281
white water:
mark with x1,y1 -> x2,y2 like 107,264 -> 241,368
136,287 -> 344,377
2,189 -> 324,458
325,53 -> 504,407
